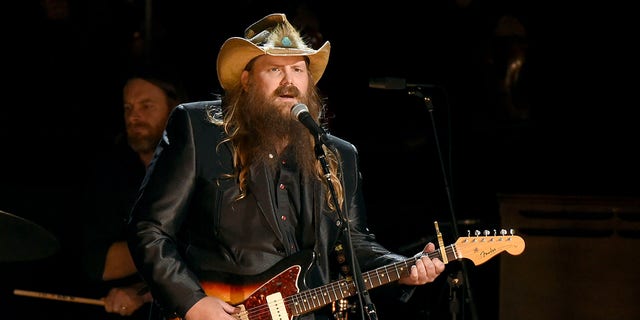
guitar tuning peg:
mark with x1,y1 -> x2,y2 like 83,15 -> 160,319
500,229 -> 507,236
474,230 -> 481,236
483,230 -> 490,236
467,230 -> 471,237
493,229 -> 497,236
509,228 -> 515,235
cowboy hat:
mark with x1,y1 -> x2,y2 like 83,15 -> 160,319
216,13 -> 331,90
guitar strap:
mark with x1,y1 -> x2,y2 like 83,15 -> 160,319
332,242 -> 354,320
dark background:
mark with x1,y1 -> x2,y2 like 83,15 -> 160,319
1,0 -> 638,319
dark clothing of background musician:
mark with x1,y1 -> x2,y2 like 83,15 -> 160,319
83,135 -> 151,320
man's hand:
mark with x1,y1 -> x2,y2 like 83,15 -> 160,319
185,296 -> 240,320
103,283 -> 152,316
398,242 -> 445,286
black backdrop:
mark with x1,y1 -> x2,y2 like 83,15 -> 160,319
1,1 -> 637,319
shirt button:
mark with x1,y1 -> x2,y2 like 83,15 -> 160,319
281,160 -> 286,165
281,215 -> 287,221
279,183 -> 285,190
268,153 -> 274,159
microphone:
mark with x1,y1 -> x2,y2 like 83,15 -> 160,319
290,103 -> 328,144
369,77 -> 437,90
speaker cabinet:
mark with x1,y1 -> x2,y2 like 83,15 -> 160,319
498,194 -> 640,320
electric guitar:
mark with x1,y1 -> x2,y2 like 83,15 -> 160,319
190,234 -> 525,320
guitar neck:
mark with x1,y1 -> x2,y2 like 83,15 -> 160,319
366,245 -> 458,290
293,244 -> 457,315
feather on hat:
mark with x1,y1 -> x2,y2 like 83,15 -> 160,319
216,13 -> 331,90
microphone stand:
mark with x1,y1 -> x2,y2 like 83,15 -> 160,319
313,136 -> 378,320
407,89 -> 479,320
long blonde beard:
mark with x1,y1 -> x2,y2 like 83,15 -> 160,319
220,77 -> 343,210
236,83 -> 319,178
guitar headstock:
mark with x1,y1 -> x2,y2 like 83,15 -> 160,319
454,230 -> 525,266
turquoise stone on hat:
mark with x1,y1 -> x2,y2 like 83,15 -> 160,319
281,36 -> 292,47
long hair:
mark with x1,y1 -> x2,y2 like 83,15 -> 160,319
209,62 -> 344,211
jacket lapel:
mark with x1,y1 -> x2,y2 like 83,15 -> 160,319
247,163 -> 283,243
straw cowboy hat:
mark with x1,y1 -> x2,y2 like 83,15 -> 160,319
216,13 -> 331,90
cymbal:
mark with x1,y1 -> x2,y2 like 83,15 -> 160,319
0,210 -> 59,262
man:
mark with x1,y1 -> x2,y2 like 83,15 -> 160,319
127,13 -> 445,320
83,66 -> 185,318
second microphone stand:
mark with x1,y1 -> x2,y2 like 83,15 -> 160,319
408,88 -> 479,320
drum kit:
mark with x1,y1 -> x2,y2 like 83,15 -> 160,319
1,209 -> 112,308
1,209 -> 112,310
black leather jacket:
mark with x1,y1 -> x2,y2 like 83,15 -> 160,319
127,101 -> 413,319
